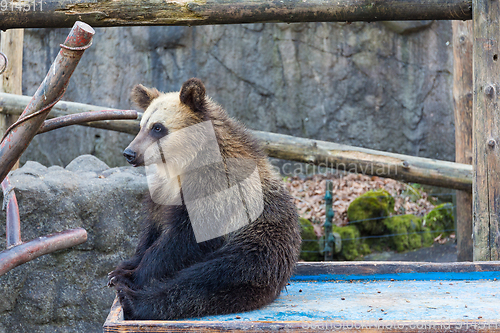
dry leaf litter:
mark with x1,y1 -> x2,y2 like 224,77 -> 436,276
284,173 -> 436,238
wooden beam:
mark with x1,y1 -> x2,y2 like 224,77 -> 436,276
452,21 -> 473,262
0,0 -> 472,30
0,29 -> 24,171
473,0 -> 500,261
0,29 -> 23,136
294,261 -> 500,276
0,93 -> 473,191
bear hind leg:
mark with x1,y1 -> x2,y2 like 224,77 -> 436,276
116,263 -> 279,320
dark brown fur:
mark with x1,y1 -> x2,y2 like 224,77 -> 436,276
109,78 -> 301,320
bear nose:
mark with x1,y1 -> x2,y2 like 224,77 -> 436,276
123,148 -> 137,164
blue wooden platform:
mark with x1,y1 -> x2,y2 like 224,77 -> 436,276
194,279 -> 500,322
104,261 -> 500,332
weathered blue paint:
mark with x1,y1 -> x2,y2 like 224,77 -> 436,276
190,279 -> 500,322
292,271 -> 500,282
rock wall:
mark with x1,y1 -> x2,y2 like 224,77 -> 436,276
0,156 -> 147,333
20,21 -> 455,167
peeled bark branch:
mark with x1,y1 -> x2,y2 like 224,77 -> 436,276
37,110 -> 138,134
0,0 -> 472,30
0,93 -> 140,135
0,228 -> 87,276
0,21 -> 95,184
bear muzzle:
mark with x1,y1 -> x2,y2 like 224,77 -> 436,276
123,148 -> 138,166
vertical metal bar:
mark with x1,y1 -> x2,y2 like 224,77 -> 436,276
0,21 -> 94,183
324,180 -> 333,261
1,176 -> 20,248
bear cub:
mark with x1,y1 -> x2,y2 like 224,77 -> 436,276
108,78 -> 301,320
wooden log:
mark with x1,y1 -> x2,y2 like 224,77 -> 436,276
256,131 -> 472,191
0,0 -> 472,30
452,20 -> 473,262
472,0 -> 500,261
0,92 -> 473,191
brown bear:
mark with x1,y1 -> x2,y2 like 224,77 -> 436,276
108,78 -> 301,320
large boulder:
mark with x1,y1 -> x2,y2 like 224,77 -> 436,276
0,156 -> 148,333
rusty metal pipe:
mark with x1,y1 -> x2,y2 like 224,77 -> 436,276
0,21 -> 94,184
1,176 -> 20,248
37,110 -> 138,134
0,228 -> 87,276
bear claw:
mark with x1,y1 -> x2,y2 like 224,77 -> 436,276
107,276 -> 116,287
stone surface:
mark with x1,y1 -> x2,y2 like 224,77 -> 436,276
0,156 -> 148,333
20,21 -> 455,168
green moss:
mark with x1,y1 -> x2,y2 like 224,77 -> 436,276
299,218 -> 323,261
365,237 -> 390,253
347,189 -> 395,235
421,228 -> 434,247
423,203 -> 454,237
383,214 -> 430,252
408,232 -> 423,249
359,242 -> 371,256
332,225 -> 371,261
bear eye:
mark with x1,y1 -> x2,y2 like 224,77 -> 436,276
150,123 -> 167,138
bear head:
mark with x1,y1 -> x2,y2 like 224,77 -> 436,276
123,78 -> 209,167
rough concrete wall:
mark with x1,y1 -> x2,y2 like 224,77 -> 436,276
21,21 -> 454,167
0,156 -> 146,333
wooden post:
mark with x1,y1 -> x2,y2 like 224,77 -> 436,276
452,21 -> 473,262
473,0 -> 500,261
0,29 -> 24,170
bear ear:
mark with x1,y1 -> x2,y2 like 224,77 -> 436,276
131,84 -> 160,110
179,78 -> 206,113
